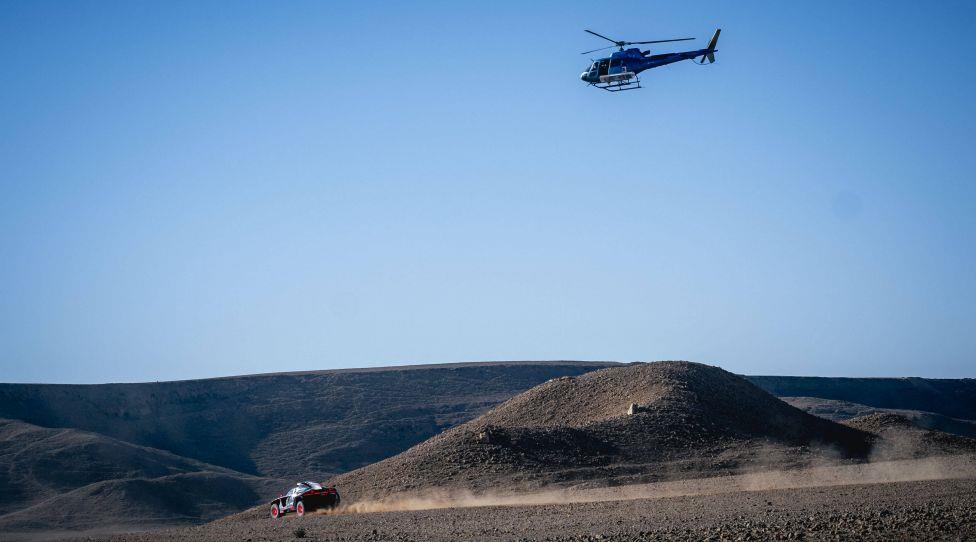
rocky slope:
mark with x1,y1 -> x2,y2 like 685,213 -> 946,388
331,362 -> 875,499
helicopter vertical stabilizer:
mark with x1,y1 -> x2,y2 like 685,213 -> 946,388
705,29 -> 720,63
706,29 -> 720,51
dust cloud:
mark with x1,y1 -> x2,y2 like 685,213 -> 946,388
328,455 -> 976,515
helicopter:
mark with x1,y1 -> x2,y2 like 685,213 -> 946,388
579,28 -> 721,91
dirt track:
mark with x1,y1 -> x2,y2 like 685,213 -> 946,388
82,459 -> 976,542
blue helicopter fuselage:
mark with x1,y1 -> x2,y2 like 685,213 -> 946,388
579,46 -> 712,84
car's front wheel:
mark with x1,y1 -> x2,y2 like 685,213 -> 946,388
270,503 -> 280,519
295,500 -> 305,517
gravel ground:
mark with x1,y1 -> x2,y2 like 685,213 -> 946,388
81,476 -> 976,542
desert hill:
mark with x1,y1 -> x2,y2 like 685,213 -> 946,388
0,362 -> 615,537
747,375 -> 976,421
783,396 -> 976,439
0,418 -> 285,538
331,362 -> 875,499
0,361 -> 614,480
475,362 -> 863,442
844,412 -> 976,460
2,361 -> 975,538
2,362 -> 971,484
0,418 -> 231,515
0,472 -> 283,537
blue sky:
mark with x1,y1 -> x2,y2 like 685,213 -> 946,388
1,1 -> 974,383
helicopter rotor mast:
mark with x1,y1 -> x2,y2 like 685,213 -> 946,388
581,29 -> 694,55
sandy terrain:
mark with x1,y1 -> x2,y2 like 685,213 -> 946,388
82,456 -> 976,541
5,361 -> 975,540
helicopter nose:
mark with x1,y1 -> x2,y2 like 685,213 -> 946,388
580,72 -> 588,81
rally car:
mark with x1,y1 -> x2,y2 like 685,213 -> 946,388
269,481 -> 340,518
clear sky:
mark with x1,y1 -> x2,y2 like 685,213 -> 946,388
2,1 -> 974,383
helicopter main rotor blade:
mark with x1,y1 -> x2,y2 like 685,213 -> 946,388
580,45 -> 617,55
628,38 -> 696,45
584,29 -> 621,45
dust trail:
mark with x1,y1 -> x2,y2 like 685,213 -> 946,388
326,455 -> 976,515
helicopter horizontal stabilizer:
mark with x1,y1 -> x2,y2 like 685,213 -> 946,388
697,51 -> 716,65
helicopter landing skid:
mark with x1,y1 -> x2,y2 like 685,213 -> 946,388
591,73 -> 641,92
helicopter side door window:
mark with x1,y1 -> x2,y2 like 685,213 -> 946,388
598,60 -> 609,77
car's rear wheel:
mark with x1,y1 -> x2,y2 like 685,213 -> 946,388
270,503 -> 280,519
295,501 -> 305,517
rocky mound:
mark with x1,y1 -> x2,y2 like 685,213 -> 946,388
332,362 -> 874,499
474,362 -> 862,441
